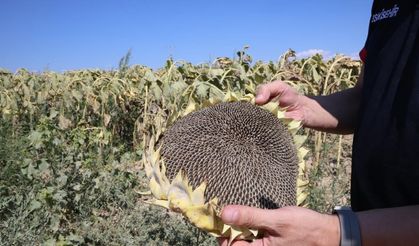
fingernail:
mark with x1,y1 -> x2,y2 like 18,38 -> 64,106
255,95 -> 263,103
223,209 -> 239,224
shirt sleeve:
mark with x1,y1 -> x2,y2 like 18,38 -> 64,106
359,47 -> 367,63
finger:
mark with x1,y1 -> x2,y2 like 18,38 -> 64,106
231,238 -> 265,246
218,237 -> 228,246
218,237 -> 261,246
221,205 -> 275,230
255,81 -> 288,105
219,237 -> 265,246
249,239 -> 265,246
230,241 -> 252,246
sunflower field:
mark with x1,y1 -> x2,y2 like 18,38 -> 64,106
0,49 -> 361,245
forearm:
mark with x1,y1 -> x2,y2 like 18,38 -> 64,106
302,87 -> 361,134
299,65 -> 364,134
356,205 -> 419,246
310,87 -> 361,134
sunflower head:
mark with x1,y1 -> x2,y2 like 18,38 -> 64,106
143,92 -> 308,243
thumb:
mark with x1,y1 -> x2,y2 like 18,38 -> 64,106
221,205 -> 276,230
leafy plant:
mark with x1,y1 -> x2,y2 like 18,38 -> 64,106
0,49 -> 360,244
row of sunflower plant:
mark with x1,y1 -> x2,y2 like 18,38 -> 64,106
0,49 -> 360,245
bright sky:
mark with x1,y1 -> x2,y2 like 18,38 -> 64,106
1,0 -> 373,72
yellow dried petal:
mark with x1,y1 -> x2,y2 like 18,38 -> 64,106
149,175 -> 169,200
190,182 -> 207,206
153,199 -> 170,209
182,101 -> 198,116
229,226 -> 245,243
224,90 -> 239,102
298,147 -> 309,160
168,172 -> 194,211
293,135 -> 308,149
297,192 -> 308,206
261,101 -> 279,115
249,228 -> 258,237
136,190 -> 151,195
203,97 -> 222,107
287,120 -> 301,132
222,224 -> 231,235
184,203 -> 223,232
297,179 -> 309,187
239,94 -> 255,103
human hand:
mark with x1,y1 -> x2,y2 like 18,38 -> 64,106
218,205 -> 340,246
256,81 -> 307,123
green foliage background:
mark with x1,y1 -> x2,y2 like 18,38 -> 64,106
0,49 -> 361,245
